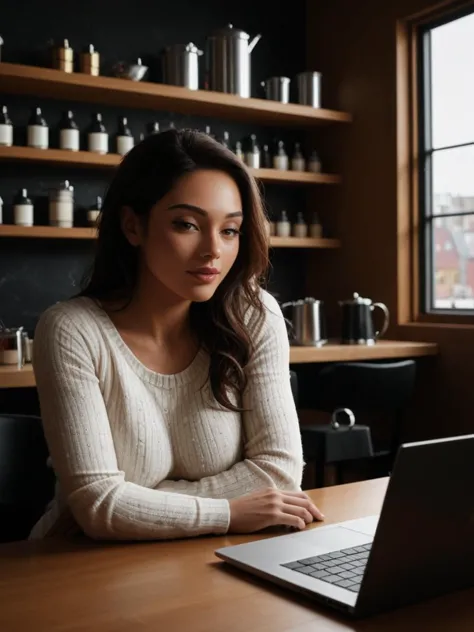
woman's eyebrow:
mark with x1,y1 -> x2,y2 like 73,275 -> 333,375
167,203 -> 243,218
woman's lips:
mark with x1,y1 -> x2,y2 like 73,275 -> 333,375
187,271 -> 220,284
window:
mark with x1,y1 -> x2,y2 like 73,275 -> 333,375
419,7 -> 474,313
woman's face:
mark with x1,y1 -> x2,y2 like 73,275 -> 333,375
123,169 -> 243,303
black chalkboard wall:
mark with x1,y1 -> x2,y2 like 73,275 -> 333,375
0,0 -> 311,411
0,0 -> 310,333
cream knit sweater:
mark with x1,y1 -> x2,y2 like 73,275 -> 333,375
29,290 -> 304,540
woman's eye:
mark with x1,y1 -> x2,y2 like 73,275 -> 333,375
222,228 -> 241,237
173,220 -> 198,231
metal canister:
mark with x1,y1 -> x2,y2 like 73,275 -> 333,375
52,39 -> 74,73
297,71 -> 321,108
162,43 -> 203,90
0,327 -> 27,368
261,77 -> 291,103
206,24 -> 261,98
80,44 -> 100,76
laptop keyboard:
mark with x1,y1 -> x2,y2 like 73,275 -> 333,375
280,543 -> 372,593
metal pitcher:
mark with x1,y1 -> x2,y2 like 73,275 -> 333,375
281,298 -> 327,347
339,292 -> 390,345
0,326 -> 28,368
206,24 -> 261,98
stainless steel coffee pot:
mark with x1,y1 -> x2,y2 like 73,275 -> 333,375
206,24 -> 261,98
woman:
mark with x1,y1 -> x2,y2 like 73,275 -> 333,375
30,129 -> 324,540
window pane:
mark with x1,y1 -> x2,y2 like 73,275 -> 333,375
432,145 -> 474,216
431,11 -> 474,149
432,214 -> 474,309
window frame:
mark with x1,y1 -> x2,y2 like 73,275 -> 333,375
398,0 -> 474,326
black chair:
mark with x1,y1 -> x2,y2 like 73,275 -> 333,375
300,360 -> 417,487
0,415 -> 55,542
290,370 -> 298,407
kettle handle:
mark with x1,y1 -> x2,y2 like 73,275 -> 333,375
371,302 -> 389,339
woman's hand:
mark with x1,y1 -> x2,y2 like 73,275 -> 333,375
228,488 -> 325,533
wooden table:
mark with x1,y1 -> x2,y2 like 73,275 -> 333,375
0,478 -> 471,631
0,341 -> 438,388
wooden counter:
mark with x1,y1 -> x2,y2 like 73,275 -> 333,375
0,364 -> 35,388
289,340 -> 438,364
0,341 -> 437,389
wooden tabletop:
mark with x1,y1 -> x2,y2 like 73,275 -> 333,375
0,478 -> 471,632
0,340 -> 438,388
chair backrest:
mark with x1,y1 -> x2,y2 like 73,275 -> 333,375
315,360 -> 417,413
0,414 -> 55,542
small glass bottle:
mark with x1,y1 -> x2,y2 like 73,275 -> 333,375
49,180 -> 74,228
308,150 -> 322,173
220,131 -> 230,148
293,211 -> 308,238
116,117 -> 134,156
273,140 -> 289,170
0,105 -> 13,147
147,121 -> 160,136
59,110 -> 79,151
309,211 -> 323,238
268,218 -> 276,236
262,144 -> 272,169
235,141 -> 244,161
246,134 -> 260,169
27,107 -> 49,149
291,143 -> 306,171
88,196 -> 102,226
0,196 -> 3,224
88,113 -> 108,154
205,125 -> 215,138
276,210 -> 291,237
13,188 -> 34,227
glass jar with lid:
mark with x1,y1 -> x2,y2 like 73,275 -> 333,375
49,180 -> 74,228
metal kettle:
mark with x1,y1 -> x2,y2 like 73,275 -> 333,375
206,24 -> 261,98
281,297 -> 327,347
339,292 -> 389,345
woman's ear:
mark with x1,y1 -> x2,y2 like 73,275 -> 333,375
120,206 -> 144,247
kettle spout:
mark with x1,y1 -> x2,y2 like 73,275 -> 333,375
248,34 -> 262,54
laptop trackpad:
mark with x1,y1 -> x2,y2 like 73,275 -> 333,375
339,515 -> 379,537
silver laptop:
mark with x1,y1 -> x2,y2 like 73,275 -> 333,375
216,434 -> 474,618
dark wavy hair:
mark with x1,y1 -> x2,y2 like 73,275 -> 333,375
80,129 -> 270,411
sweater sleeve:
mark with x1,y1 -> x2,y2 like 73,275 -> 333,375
33,308 -> 230,541
155,291 -> 304,499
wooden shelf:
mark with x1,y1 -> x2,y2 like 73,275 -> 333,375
0,225 -> 97,239
289,340 -> 439,364
0,341 -> 438,389
0,225 -> 339,248
0,146 -> 341,186
0,63 -> 352,128
270,236 -> 341,248
0,145 -> 119,169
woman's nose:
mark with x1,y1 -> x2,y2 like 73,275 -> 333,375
200,230 -> 221,260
